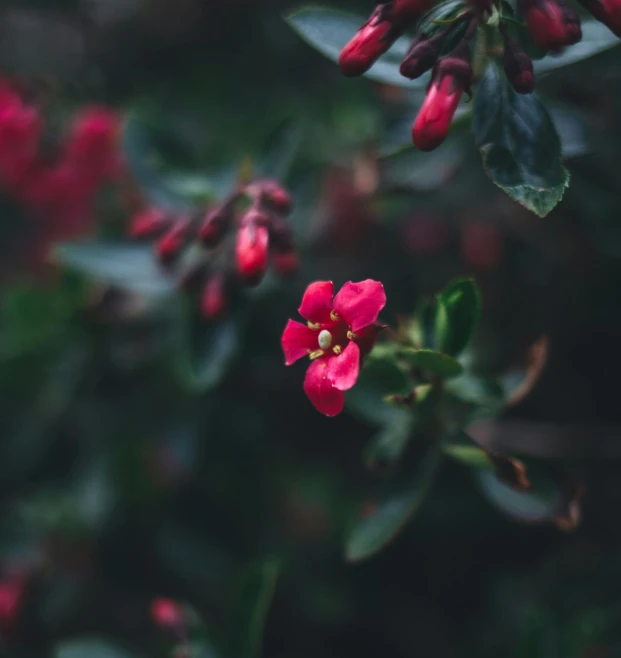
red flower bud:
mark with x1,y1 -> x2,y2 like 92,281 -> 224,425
412,56 -> 472,152
156,221 -> 189,264
201,273 -> 227,319
392,0 -> 437,20
199,206 -> 229,248
257,179 -> 293,215
400,29 -> 450,80
577,0 -> 621,36
518,0 -> 582,52
129,208 -> 169,238
339,7 -> 402,77
502,34 -> 535,94
272,251 -> 299,278
236,223 -> 269,285
151,598 -> 185,632
461,219 -> 504,271
0,577 -> 25,636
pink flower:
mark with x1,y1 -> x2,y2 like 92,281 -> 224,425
282,280 -> 386,416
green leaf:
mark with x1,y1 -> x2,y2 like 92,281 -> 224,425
364,413 -> 414,468
174,306 -> 241,393
363,345 -> 412,396
55,243 -> 175,298
285,7 -> 426,88
229,559 -> 280,658
56,639 -> 137,658
534,20 -> 621,75
345,444 -> 442,561
400,348 -> 463,378
443,436 -> 495,470
435,278 -> 481,357
472,60 -> 569,217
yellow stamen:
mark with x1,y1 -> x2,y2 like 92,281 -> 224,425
333,345 -> 342,355
330,310 -> 339,322
307,321 -> 321,330
309,349 -> 324,360
347,330 -> 356,340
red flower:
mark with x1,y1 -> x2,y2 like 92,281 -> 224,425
339,7 -> 401,77
282,280 -> 386,416
412,56 -> 472,152
519,0 -> 582,52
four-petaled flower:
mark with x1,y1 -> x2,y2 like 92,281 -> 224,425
282,280 -> 386,416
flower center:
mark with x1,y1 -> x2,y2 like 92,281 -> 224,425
318,329 -> 333,350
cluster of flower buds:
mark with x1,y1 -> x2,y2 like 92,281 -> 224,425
0,76 -> 121,237
129,179 -> 297,319
339,0 -> 621,150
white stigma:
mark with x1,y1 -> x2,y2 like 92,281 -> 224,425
318,330 -> 333,350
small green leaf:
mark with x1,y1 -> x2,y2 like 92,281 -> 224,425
364,413 -> 414,468
363,345 -> 412,396
435,278 -> 481,356
443,444 -> 494,470
345,444 -> 442,561
56,639 -> 137,658
400,348 -> 463,378
285,6 -> 424,88
56,243 -> 175,298
473,60 -> 569,217
229,559 -> 280,658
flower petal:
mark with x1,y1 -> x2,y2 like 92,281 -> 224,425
281,319 -> 318,366
333,280 -> 386,332
298,281 -> 334,324
326,341 -> 360,391
354,323 -> 386,357
303,358 -> 345,417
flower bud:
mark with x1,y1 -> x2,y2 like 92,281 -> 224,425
518,0 -> 582,52
272,252 -> 299,278
393,0 -> 437,21
156,221 -> 189,265
151,598 -> 185,632
400,29 -> 449,80
412,55 -> 472,152
577,0 -> 621,36
339,7 -> 402,77
199,206 -> 229,248
236,223 -> 269,285
201,273 -> 227,319
257,179 -> 293,215
502,35 -> 535,94
129,208 -> 169,238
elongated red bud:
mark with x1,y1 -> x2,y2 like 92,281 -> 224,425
129,208 -> 169,238
236,223 -> 269,285
576,0 -> 621,36
502,34 -> 534,94
400,28 -> 449,80
272,252 -> 299,278
156,220 -> 189,264
412,55 -> 472,151
518,0 -> 582,52
339,7 -> 403,77
201,273 -> 227,319
199,206 -> 229,247
257,179 -> 293,215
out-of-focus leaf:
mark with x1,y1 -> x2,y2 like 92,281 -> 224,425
435,278 -> 481,357
473,61 -> 569,217
400,348 -> 463,378
256,119 -> 305,182
504,335 -> 549,407
285,7 -> 425,88
445,373 -> 505,410
345,444 -> 442,561
56,243 -> 175,298
364,412 -> 414,468
363,345 -> 412,396
534,20 -> 621,74
56,638 -> 137,658
476,462 -> 582,529
549,106 -> 591,159
228,559 -> 280,658
174,308 -> 241,393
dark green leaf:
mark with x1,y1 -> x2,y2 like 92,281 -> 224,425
56,639 -> 137,658
364,413 -> 414,468
472,61 -> 569,217
363,345 -> 412,395
400,348 -> 463,378
285,7 -> 425,88
345,444 -> 442,561
435,278 -> 481,357
229,559 -> 280,658
55,243 -> 175,298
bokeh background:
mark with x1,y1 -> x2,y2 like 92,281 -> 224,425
2,0 -> 621,657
